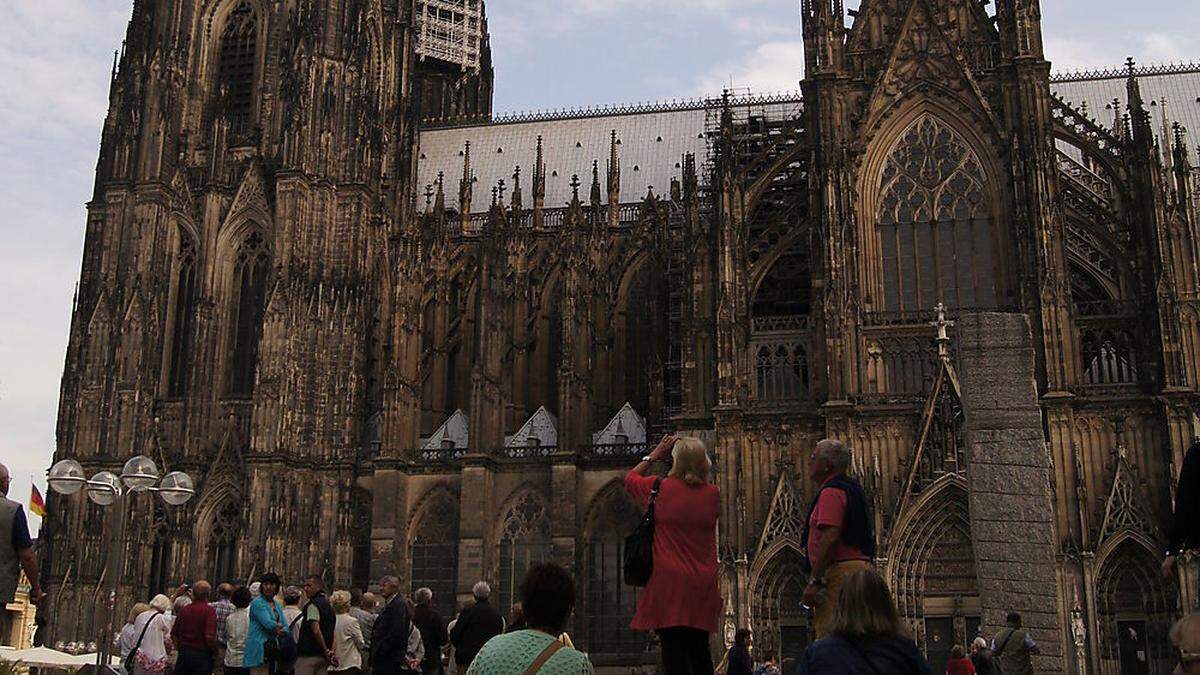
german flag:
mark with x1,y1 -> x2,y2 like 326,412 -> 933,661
30,485 -> 46,518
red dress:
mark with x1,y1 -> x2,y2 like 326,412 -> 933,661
946,657 -> 977,675
624,471 -> 722,633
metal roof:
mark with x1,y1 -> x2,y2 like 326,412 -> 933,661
415,63 -> 1200,214
417,94 -> 803,213
1050,63 -> 1200,164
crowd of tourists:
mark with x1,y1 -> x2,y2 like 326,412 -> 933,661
4,432 -> 1200,675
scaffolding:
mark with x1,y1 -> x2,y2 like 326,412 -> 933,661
415,0 -> 484,72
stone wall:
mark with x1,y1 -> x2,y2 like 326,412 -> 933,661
956,313 -> 1064,672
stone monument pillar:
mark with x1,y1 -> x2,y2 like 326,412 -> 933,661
956,313 -> 1064,673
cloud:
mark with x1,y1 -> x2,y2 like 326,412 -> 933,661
692,41 -> 805,96
1141,32 -> 1198,64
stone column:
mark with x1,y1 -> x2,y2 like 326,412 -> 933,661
956,313 -> 1064,673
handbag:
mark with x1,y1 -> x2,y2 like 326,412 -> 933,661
265,601 -> 302,670
123,611 -> 163,675
623,477 -> 662,587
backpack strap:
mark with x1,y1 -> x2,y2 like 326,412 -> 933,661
522,639 -> 564,675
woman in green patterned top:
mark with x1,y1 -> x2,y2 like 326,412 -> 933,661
466,563 -> 595,674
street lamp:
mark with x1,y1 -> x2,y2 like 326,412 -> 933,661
46,455 -> 195,668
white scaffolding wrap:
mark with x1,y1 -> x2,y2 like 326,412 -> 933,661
415,0 -> 483,71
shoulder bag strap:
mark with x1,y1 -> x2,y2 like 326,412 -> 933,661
647,478 -> 662,512
521,639 -> 565,675
125,611 -> 164,671
993,629 -> 1015,657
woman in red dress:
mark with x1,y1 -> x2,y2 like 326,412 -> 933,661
625,434 -> 722,675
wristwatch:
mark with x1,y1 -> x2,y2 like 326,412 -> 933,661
642,455 -> 655,462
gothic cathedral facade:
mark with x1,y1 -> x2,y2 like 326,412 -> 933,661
44,0 -> 1200,673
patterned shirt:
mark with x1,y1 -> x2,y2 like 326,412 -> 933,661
466,630 -> 594,675
212,599 -> 236,645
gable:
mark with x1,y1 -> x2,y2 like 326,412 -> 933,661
423,409 -> 470,450
592,402 -> 647,444
506,406 -> 558,448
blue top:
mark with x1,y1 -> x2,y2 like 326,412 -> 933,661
246,596 -> 286,668
796,634 -> 932,675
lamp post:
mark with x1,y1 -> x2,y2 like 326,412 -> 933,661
47,456 -> 195,670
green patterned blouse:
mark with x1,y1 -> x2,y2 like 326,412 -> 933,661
465,629 -> 595,675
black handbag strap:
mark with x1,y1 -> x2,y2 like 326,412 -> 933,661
646,478 -> 662,517
125,610 -> 163,671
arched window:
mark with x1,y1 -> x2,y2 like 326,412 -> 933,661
624,264 -> 668,419
148,505 -> 173,595
207,500 -> 241,584
877,115 -> 997,312
1095,540 -> 1174,673
227,231 -> 270,396
752,547 -> 810,665
543,284 -> 563,415
410,491 -> 460,620
497,492 -> 551,616
167,239 -> 197,397
1080,328 -> 1137,384
583,487 -> 644,659
216,1 -> 258,131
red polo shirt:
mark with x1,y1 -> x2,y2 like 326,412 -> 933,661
171,601 -> 217,651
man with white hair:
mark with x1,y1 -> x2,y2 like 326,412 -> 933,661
369,576 -> 411,674
448,581 -> 503,672
411,588 -> 448,674
801,439 -> 875,638
0,462 -> 43,640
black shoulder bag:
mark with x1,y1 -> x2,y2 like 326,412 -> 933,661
123,610 -> 163,675
623,478 -> 663,587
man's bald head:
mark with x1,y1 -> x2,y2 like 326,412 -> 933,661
192,580 -> 212,602
0,463 -> 10,496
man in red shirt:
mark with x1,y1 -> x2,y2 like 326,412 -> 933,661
802,439 -> 875,638
171,580 -> 219,675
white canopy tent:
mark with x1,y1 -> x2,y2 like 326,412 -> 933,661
0,646 -> 117,671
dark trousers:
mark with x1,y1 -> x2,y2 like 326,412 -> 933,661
176,648 -> 215,675
656,627 -> 714,675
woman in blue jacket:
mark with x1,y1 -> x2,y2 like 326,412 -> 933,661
247,572 -> 287,675
796,569 -> 931,675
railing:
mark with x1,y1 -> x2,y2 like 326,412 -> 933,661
1057,149 -> 1114,204
500,444 -> 557,459
751,314 -> 810,333
1074,299 -> 1140,318
584,442 -> 651,459
419,446 -> 467,463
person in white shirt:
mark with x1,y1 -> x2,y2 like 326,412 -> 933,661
224,586 -> 254,675
330,591 -> 366,674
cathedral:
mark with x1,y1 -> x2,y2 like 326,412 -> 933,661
41,0 -> 1200,672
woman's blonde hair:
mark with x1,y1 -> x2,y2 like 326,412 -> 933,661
827,569 -> 908,639
330,590 -> 352,614
128,602 -> 151,624
669,436 -> 713,486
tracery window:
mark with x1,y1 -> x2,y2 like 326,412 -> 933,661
753,342 -> 809,401
497,492 -> 552,616
227,231 -> 270,397
411,491 -> 460,620
583,488 -> 644,658
1080,328 -> 1137,385
216,1 -> 258,132
624,264 -> 668,420
207,500 -> 241,584
877,115 -> 997,312
167,239 -> 197,397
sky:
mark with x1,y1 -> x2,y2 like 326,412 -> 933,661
1,0 -> 1197,537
